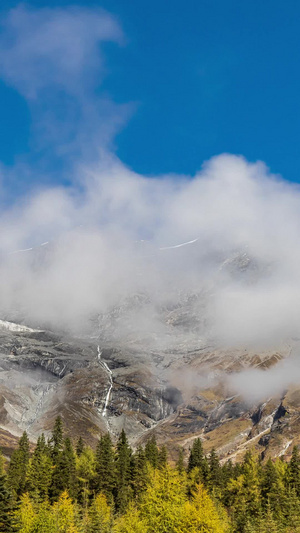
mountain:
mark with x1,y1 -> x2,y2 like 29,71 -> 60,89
0,243 -> 298,462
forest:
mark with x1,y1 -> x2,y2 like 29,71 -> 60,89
1,417 -> 300,532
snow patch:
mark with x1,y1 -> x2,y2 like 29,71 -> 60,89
159,238 -> 199,250
0,320 -> 41,333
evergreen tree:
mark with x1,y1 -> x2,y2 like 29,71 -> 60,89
145,435 -> 159,469
115,430 -> 132,512
94,433 -> 115,501
176,447 -> 185,475
287,445 -> 300,497
261,458 -> 285,519
131,446 -> 148,499
76,446 -> 95,507
157,446 -> 168,469
0,461 -> 13,532
7,431 -> 30,497
35,434 -> 48,456
282,486 -> 300,531
50,437 -> 77,501
207,448 -> 222,493
227,452 -> 261,532
50,416 -> 64,461
187,438 -> 208,483
76,437 -> 84,457
27,442 -> 52,501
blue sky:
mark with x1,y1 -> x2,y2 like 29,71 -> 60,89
3,1 -> 300,347
0,0 -> 299,192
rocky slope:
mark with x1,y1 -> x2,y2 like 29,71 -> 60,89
0,301 -> 297,464
0,244 -> 299,461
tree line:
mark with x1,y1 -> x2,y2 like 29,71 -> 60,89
1,417 -> 300,531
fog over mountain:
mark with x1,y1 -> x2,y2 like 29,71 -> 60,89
0,6 -> 300,457
1,153 -> 300,352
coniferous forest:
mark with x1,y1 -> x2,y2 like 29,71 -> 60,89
1,417 -> 300,532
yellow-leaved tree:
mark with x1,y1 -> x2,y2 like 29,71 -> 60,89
52,490 -> 81,533
138,465 -> 186,533
13,494 -> 36,533
181,483 -> 230,533
87,493 -> 112,533
112,503 -> 148,533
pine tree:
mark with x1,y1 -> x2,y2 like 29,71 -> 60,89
227,452 -> 261,532
27,445 -> 52,501
207,448 -> 222,493
176,447 -> 185,475
50,416 -> 64,461
261,458 -> 285,519
131,446 -> 149,499
287,445 -> 300,496
0,463 -> 13,532
50,437 -> 77,501
187,437 -> 208,483
114,430 -> 132,512
145,435 -> 159,469
157,446 -> 168,469
282,486 -> 300,531
7,431 -> 30,497
76,446 -> 95,506
94,433 -> 115,501
76,437 -> 84,457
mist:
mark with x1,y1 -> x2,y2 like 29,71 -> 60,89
0,5 -> 300,389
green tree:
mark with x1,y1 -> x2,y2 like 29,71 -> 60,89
76,437 -> 84,457
176,447 -> 185,475
50,416 -> 64,461
187,438 -> 208,485
93,433 -> 115,501
287,445 -> 300,496
0,458 -> 13,532
8,431 -> 30,497
207,448 -> 223,493
157,446 -> 168,469
76,446 -> 95,507
261,458 -> 285,519
145,435 -> 159,469
50,437 -> 77,501
114,430 -> 132,512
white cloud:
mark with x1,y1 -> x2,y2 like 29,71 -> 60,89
0,5 -> 123,98
0,5 -> 131,163
1,5 -> 300,399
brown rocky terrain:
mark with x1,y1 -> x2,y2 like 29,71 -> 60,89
0,295 -> 298,464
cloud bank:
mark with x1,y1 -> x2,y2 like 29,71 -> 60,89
0,4 -> 300,379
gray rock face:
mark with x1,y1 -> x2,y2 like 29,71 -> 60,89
0,300 -> 294,466
0,246 -> 295,458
